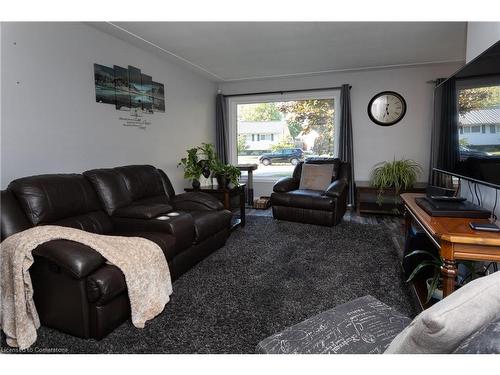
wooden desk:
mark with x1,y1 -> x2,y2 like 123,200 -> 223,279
401,193 -> 500,302
185,184 -> 246,230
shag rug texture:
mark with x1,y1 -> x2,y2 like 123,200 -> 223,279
1,216 -> 418,353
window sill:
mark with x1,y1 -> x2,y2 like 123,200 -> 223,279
240,176 -> 287,184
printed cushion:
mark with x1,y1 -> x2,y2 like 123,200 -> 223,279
299,163 -> 334,191
256,295 -> 411,354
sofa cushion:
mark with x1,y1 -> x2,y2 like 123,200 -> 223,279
271,190 -> 336,211
305,158 -> 341,179
157,168 -> 176,199
190,210 -> 232,242
113,203 -> 173,219
385,271 -> 500,354
171,192 -> 224,211
134,195 -> 171,206
8,174 -> 103,226
115,165 -> 165,201
299,163 -> 334,190
257,295 -> 411,354
83,168 -> 132,215
453,318 -> 500,354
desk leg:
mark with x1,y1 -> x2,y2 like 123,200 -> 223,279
404,209 -> 411,237
440,242 -> 457,298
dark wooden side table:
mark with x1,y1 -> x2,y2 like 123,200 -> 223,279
185,184 -> 246,230
356,181 -> 427,215
237,164 -> 258,206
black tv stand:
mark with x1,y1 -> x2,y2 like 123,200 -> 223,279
429,195 -> 466,203
416,196 -> 491,219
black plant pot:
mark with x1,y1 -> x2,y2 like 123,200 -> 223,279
216,174 -> 229,189
192,179 -> 201,190
198,160 -> 211,179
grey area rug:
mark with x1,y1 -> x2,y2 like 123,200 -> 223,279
2,216 -> 418,353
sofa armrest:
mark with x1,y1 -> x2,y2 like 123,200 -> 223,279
112,213 -> 195,250
171,192 -> 224,211
156,213 -> 195,250
86,264 -> 127,305
324,179 -> 348,198
33,240 -> 106,279
273,177 -> 299,193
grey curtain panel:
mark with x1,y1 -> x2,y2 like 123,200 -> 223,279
215,93 -> 228,163
339,84 -> 355,206
428,78 -> 459,187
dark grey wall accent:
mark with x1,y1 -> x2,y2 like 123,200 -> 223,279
215,94 -> 228,163
338,84 -> 355,206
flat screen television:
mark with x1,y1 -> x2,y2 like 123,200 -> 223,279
436,40 -> 500,188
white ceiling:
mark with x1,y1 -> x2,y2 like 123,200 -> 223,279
92,22 -> 467,82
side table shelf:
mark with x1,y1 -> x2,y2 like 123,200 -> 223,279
185,184 -> 246,230
356,181 -> 427,215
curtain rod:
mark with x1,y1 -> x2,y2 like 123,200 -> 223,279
222,85 -> 351,98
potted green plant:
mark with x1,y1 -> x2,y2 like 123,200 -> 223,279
405,251 -> 477,303
405,250 -> 444,302
212,159 -> 241,188
178,147 -> 203,189
370,158 -> 423,214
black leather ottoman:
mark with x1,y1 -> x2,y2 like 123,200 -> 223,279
256,295 -> 411,354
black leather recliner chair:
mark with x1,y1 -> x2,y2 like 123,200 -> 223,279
1,165 -> 232,341
271,158 -> 349,226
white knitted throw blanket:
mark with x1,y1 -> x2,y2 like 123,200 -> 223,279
0,225 -> 172,349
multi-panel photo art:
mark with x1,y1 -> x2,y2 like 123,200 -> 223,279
94,64 -> 165,113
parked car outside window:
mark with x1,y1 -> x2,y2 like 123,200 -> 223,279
258,148 -> 304,166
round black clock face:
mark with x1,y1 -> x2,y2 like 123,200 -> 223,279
367,91 -> 407,126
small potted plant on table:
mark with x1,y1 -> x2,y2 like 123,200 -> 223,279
212,159 -> 241,189
178,143 -> 241,189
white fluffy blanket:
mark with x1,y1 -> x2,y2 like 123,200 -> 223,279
0,225 -> 172,349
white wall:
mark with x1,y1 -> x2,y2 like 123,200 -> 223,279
463,22 -> 500,221
466,22 -> 500,63
1,22 -> 217,192
221,63 -> 462,197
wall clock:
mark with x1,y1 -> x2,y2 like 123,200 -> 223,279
367,91 -> 407,126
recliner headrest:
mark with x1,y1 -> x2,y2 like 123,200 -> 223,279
114,165 -> 164,201
8,174 -> 102,226
84,165 -> 167,215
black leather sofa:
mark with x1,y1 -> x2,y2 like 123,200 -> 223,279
271,158 -> 349,226
1,165 -> 232,341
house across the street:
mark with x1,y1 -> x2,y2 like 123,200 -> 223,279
238,121 -> 290,151
459,107 -> 500,149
